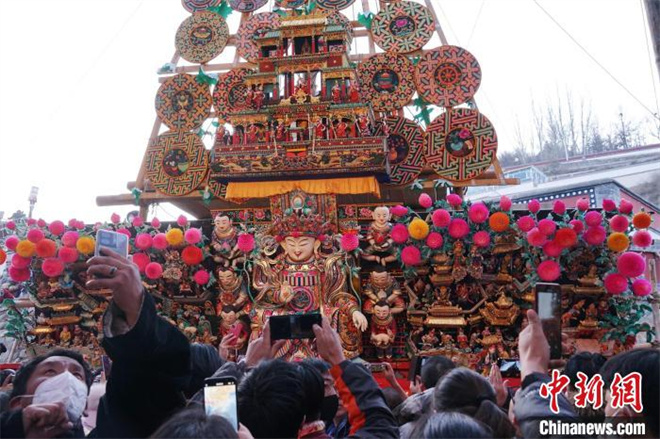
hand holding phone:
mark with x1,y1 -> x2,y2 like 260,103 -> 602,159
535,283 -> 562,359
204,377 -> 238,431
95,230 -> 129,259
269,313 -> 322,340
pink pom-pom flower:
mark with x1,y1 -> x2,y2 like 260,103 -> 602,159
390,205 -> 408,217
193,269 -> 210,285
526,228 -> 547,247
62,231 -> 79,248
617,252 -> 646,278
11,254 -> 31,269
604,273 -> 628,295
151,217 -> 161,228
426,232 -> 443,249
468,203 -> 489,224
552,200 -> 566,215
27,229 -> 44,243
473,231 -> 491,248
5,235 -> 19,251
632,230 -> 652,248
610,215 -> 629,233
432,209 -> 451,228
132,216 -> 144,227
237,233 -> 255,253
42,258 -> 64,278
391,223 -> 409,243
516,216 -> 536,233
632,279 -> 652,297
117,228 -> 132,238
576,198 -> 589,211
499,196 -> 512,211
584,211 -> 602,227
58,247 -> 79,263
448,219 -> 470,239
446,194 -> 462,207
602,199 -> 616,212
185,228 -> 203,245
537,219 -> 557,236
527,199 -> 541,214
48,220 -> 65,236
341,233 -> 359,252
111,213 -> 121,224
543,240 -> 563,258
153,233 -> 168,250
132,252 -> 150,273
37,219 -> 47,228
538,260 -> 561,281
145,262 -> 163,280
8,266 -> 30,282
583,226 -> 606,246
569,220 -> 584,234
75,220 -> 85,230
401,246 -> 421,266
27,219 -> 37,227
135,233 -> 153,250
177,215 -> 188,227
619,199 -> 633,215
6,221 -> 16,230
418,193 -> 433,209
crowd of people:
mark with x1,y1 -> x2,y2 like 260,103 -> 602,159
0,249 -> 658,439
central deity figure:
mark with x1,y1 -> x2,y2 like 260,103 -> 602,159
251,210 -> 368,360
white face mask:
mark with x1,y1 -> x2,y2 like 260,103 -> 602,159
32,371 -> 88,422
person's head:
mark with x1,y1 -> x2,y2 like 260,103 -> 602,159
10,349 -> 93,410
304,359 -> 338,426
151,407 -> 238,439
238,359 -> 306,438
423,412 -> 493,439
382,387 -> 405,411
600,348 -> 659,438
564,352 -> 606,391
433,367 -> 515,439
186,343 -> 224,399
297,361 -> 324,423
421,355 -> 456,390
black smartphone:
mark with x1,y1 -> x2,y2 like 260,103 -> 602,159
204,377 -> 238,431
408,356 -> 428,381
497,358 -> 521,378
368,363 -> 386,373
269,313 -> 322,340
535,282 -> 562,359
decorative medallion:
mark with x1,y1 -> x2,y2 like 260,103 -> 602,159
213,68 -> 251,120
358,53 -> 415,112
182,0 -> 223,13
229,0 -> 268,12
175,11 -> 229,64
415,45 -> 481,107
371,1 -> 434,53
425,108 -> 497,182
155,74 -> 212,131
146,131 -> 210,196
325,10 -> 353,36
317,0 -> 356,10
236,13 -> 281,63
274,0 -> 307,8
374,116 -> 425,186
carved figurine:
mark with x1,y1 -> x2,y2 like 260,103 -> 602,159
361,206 -> 397,266
314,117 -> 326,140
331,81 -> 342,103
211,214 -> 241,268
357,115 -> 370,137
362,267 -> 405,315
349,82 -> 360,103
275,120 -> 287,142
496,254 -> 513,283
336,119 -> 348,138
59,326 -> 71,346
370,300 -> 396,359
467,245 -> 484,279
252,209 -> 368,360
421,329 -> 439,350
451,241 -> 467,282
457,328 -> 468,349
253,84 -> 265,111
215,268 -> 249,316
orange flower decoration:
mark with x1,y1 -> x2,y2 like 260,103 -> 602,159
607,232 -> 629,253
632,212 -> 652,229
488,212 -> 510,232
0,248 -> 6,265
16,240 -> 36,258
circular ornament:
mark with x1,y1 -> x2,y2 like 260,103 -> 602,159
371,1 -> 434,53
426,108 -> 497,182
325,11 -> 353,36
374,116 -> 425,186
229,0 -> 268,12
146,131 -> 210,196
317,0 -> 356,10
213,68 -> 251,120
274,0 -> 307,8
175,11 -> 229,64
236,13 -> 281,63
358,53 -> 415,112
155,74 -> 212,131
182,0 -> 222,13
415,45 -> 481,107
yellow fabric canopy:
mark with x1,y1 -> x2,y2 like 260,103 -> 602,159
225,176 -> 381,199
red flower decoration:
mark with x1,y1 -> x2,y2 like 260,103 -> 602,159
11,254 -> 31,269
237,233 -> 255,253
135,233 -> 153,250
516,216 -> 536,233
618,199 -> 633,214
111,213 -> 121,224
48,220 -> 65,236
610,215 -> 629,233
632,279 -> 652,297
418,193 -> 433,209
583,226 -> 606,246
401,246 -> 421,266
390,205 -> 408,217
537,219 -> 557,236
145,262 -> 163,280
432,209 -> 451,228
58,247 -> 79,263
555,228 -> 577,248
617,252 -> 646,278
584,211 -> 602,227
132,252 -> 150,273
576,198 -> 589,211
426,232 -> 443,249
448,219 -> 469,239
177,215 -> 189,227
632,230 -> 652,248
473,231 -> 491,248
185,228 -> 203,245
42,258 -> 64,278
6,221 -> 16,230
604,273 -> 627,295
151,217 -> 161,228
27,228 -> 44,244
193,269 -> 210,285
468,203 -> 489,224
181,246 -> 204,266
538,260 -> 561,281
153,233 -> 168,250
602,199 -> 616,212
552,200 -> 566,215
36,239 -> 57,258
5,236 -> 19,251
526,228 -> 547,247
543,240 -> 562,258
341,233 -> 359,252
391,224 -> 409,243
446,194 -> 462,207
8,266 -> 30,282
527,199 -> 541,213
62,231 -> 79,248
569,219 -> 584,234
499,196 -> 512,211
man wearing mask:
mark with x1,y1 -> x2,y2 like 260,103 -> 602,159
0,248 -> 191,438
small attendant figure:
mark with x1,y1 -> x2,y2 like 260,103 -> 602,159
361,206 -> 397,266
349,82 -> 360,103
336,119 -> 348,138
331,81 -> 342,104
253,85 -> 265,111
357,115 -> 370,137
370,300 -> 396,360
314,117 -> 326,140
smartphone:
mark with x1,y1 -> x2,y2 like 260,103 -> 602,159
95,229 -> 129,258
269,313 -> 322,340
535,282 -> 562,359
204,377 -> 238,431
408,356 -> 428,381
368,363 -> 386,373
497,358 -> 521,378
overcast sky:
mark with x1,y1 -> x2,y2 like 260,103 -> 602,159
0,0 -> 657,223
